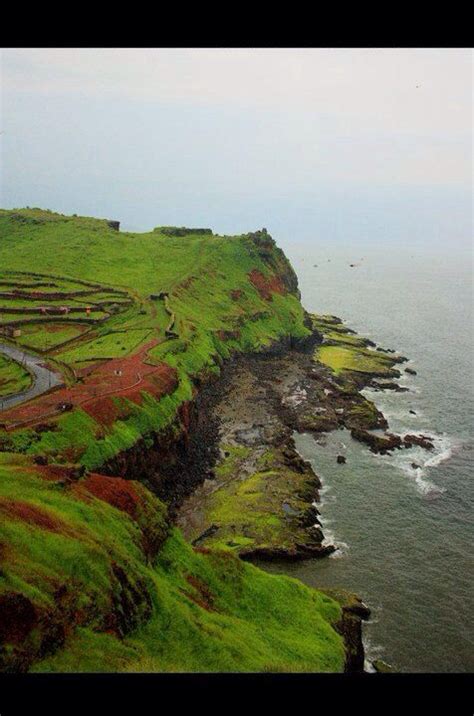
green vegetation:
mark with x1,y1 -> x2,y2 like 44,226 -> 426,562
0,210 -> 351,673
184,445 -> 321,556
0,459 -> 344,673
33,529 -> 344,673
312,313 -> 397,378
57,328 -> 153,363
15,323 -> 89,351
316,344 -> 395,376
0,210 -> 309,468
0,354 -> 32,398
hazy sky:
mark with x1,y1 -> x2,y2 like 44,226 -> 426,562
0,48 -> 472,248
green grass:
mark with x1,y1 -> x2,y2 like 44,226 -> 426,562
0,210 -> 349,674
0,354 -> 32,398
310,313 -> 396,378
33,529 -> 345,673
0,210 -> 309,467
316,345 -> 395,376
14,323 -> 89,351
57,328 -> 154,363
0,459 -> 345,673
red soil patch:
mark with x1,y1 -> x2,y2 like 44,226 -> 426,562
181,574 -> 216,612
83,395 -> 120,427
77,473 -> 140,518
216,329 -> 241,342
34,464 -> 82,482
177,275 -> 197,291
2,339 -> 178,429
230,289 -> 243,301
248,269 -> 286,301
178,401 -> 192,433
0,496 -> 69,533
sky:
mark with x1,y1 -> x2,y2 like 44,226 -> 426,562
0,48 -> 472,250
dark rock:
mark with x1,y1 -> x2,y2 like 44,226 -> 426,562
107,220 -> 120,231
372,659 -> 395,673
405,367 -> 417,375
409,409 -> 417,415
350,428 -> 403,454
404,434 -> 434,451
33,454 -> 49,465
336,455 -> 346,464
192,524 -> 220,546
298,505 -> 320,527
241,542 -> 335,562
0,592 -> 37,644
372,380 -> 409,393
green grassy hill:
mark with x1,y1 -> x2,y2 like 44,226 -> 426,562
0,208 -> 309,469
0,208 -> 349,673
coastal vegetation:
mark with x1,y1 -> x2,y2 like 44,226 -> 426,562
0,208 -> 352,673
0,457 -> 344,673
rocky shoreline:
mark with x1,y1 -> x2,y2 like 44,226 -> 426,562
85,309 -> 433,672
176,313 -> 433,562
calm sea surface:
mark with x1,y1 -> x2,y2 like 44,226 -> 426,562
263,242 -> 473,672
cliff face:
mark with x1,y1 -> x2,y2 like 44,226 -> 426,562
246,228 -> 301,298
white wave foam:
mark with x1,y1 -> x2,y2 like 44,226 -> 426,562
363,635 -> 386,667
424,446 -> 453,468
329,540 -> 349,558
368,428 -> 457,496
414,468 -> 446,496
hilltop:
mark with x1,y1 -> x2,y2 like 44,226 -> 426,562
0,209 -> 309,467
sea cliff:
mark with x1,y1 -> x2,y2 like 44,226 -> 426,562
0,209 -> 428,672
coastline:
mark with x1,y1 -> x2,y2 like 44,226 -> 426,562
0,212 -> 455,673
176,312 -> 434,560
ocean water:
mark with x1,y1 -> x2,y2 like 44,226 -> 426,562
265,242 -> 474,673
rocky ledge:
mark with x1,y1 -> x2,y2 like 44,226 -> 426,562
177,312 -> 429,562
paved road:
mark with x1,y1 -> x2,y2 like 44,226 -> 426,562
0,342 -> 63,412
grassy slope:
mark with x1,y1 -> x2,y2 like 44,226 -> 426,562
0,457 -> 344,673
0,355 -> 32,398
0,209 -> 346,672
0,209 -> 309,469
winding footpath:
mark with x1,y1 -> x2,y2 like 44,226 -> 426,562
0,342 -> 63,412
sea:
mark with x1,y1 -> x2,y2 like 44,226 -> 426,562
263,241 -> 473,673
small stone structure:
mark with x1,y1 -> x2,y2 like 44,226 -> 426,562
3,326 -> 22,338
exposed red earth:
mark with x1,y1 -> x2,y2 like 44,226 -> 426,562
1,340 -> 178,429
0,496 -> 77,536
248,268 -> 286,301
74,473 -> 141,518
